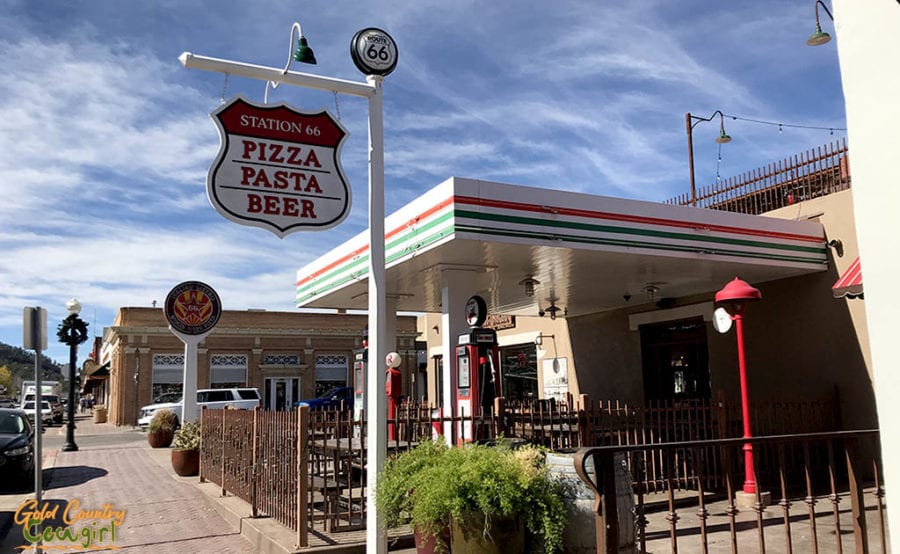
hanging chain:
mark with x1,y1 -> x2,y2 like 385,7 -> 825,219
220,73 -> 231,104
333,91 -> 342,120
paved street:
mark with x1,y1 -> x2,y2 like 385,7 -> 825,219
1,414 -> 256,553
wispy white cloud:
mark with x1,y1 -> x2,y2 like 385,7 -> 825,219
0,0 -> 846,363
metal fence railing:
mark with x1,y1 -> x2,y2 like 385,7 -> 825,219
665,138 -> 850,215
197,393 -> 845,547
575,429 -> 884,554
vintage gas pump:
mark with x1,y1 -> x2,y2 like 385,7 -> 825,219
385,352 -> 402,441
352,346 -> 367,429
455,295 -> 501,443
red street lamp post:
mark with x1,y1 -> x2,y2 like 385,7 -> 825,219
715,278 -> 762,494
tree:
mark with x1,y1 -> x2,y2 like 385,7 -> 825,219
0,365 -> 12,397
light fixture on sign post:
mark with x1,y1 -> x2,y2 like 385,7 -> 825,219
715,277 -> 762,495
179,24 -> 398,553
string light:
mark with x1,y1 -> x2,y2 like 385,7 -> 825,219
716,142 -> 723,183
723,113 -> 846,133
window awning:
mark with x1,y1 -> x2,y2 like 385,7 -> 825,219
832,256 -> 863,299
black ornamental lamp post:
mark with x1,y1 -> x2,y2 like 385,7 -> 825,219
58,298 -> 89,452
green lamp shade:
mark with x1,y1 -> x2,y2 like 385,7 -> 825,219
715,130 -> 732,144
807,25 -> 832,46
293,37 -> 317,64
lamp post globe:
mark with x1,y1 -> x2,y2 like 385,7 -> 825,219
715,278 -> 761,494
66,298 -> 82,315
58,298 -> 89,452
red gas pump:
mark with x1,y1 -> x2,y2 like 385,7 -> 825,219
385,352 -> 402,441
455,295 -> 501,444
352,347 -> 366,429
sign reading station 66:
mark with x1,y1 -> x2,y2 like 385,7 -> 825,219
207,96 -> 351,238
350,28 -> 398,76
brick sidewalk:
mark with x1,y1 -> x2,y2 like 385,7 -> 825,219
5,443 -> 257,553
50,411 -> 142,436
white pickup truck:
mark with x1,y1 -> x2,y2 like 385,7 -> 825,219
138,388 -> 260,428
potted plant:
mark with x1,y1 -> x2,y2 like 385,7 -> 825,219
146,408 -> 178,448
376,440 -> 566,553
375,439 -> 451,553
170,420 -> 201,477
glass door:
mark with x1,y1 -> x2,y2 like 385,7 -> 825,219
265,377 -> 300,410
640,317 -> 710,401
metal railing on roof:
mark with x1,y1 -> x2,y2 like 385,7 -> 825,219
665,138 -> 850,215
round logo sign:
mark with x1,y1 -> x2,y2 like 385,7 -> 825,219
465,295 -> 487,328
350,28 -> 398,76
164,281 -> 222,336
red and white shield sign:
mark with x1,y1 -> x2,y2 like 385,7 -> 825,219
207,96 -> 351,237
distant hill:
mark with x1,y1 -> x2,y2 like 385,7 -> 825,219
0,341 -> 64,384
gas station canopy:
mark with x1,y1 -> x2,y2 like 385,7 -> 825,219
296,177 -> 827,317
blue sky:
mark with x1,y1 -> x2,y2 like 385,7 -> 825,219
0,0 -> 845,365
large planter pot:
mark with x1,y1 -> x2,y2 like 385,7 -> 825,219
414,523 -> 451,554
450,512 -> 524,554
147,430 -> 174,448
171,449 -> 200,477
546,450 -> 636,553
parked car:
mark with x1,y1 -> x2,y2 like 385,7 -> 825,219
21,393 -> 63,424
20,401 -> 53,425
137,387 -> 261,428
0,408 -> 35,477
294,386 -> 353,410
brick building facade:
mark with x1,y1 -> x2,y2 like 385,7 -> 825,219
99,307 -> 419,426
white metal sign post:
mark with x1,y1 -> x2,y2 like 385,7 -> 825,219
163,281 -> 222,424
180,26 -> 396,553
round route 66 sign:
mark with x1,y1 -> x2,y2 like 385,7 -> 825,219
164,281 -> 222,336
350,28 -> 398,76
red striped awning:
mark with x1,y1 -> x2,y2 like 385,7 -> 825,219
832,256 -> 863,299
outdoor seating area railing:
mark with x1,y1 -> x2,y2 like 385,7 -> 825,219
665,138 -> 850,215
196,393 -> 845,549
575,429 -> 884,554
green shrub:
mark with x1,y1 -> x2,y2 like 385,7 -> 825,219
376,439 -> 566,553
147,408 -> 178,434
172,420 -> 201,451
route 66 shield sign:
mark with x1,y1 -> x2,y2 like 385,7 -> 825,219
207,96 -> 351,238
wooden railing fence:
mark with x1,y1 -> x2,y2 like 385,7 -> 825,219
665,138 -> 850,215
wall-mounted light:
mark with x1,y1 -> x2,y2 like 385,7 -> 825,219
643,284 -> 660,301
827,238 -> 844,258
807,0 -> 834,46
519,277 -> 540,297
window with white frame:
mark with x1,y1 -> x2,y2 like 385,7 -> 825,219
152,354 -> 184,403
210,354 -> 248,389
315,354 -> 348,396
263,354 -> 300,367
